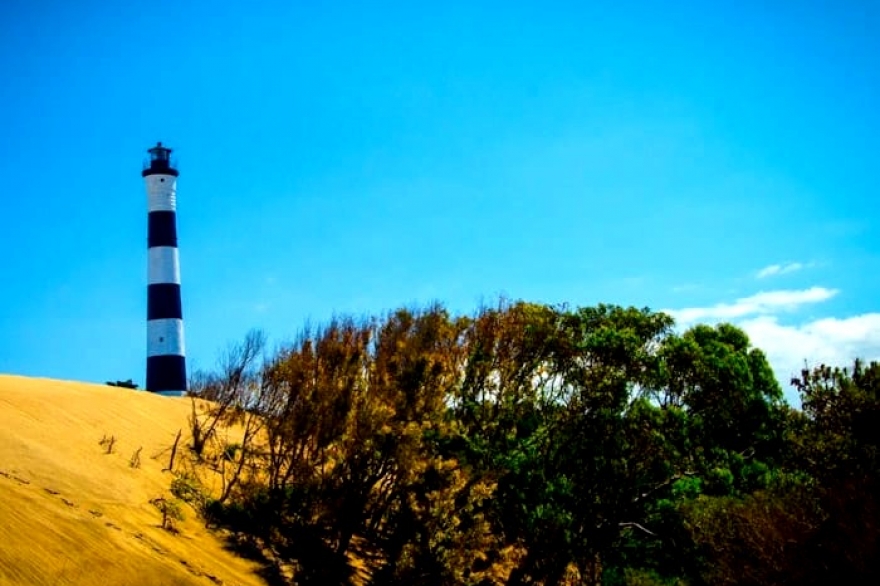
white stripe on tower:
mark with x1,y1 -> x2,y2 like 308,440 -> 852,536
142,142 -> 186,397
147,247 -> 181,284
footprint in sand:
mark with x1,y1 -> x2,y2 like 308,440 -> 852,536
40,487 -> 77,508
179,559 -> 204,577
0,470 -> 31,485
40,487 -> 105,518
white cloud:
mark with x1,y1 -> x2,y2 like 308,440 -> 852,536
668,286 -> 880,403
756,261 -> 810,279
740,313 -> 880,394
668,287 -> 838,325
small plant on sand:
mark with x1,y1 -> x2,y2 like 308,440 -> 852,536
130,447 -> 143,468
150,496 -> 184,532
98,434 -> 116,454
106,379 -> 138,389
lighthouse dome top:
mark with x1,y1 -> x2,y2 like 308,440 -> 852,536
142,141 -> 179,177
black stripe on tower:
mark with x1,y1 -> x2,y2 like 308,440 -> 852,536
147,355 -> 187,393
148,211 -> 178,247
147,284 -> 183,320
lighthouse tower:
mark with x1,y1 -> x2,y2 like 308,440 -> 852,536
142,142 -> 186,396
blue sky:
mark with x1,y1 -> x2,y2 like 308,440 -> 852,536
0,0 -> 878,402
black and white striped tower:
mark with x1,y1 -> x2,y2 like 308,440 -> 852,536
143,142 -> 186,396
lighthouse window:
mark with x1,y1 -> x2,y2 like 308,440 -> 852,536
160,178 -> 165,182
159,336 -> 165,342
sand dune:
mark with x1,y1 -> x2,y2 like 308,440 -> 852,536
0,375 -> 265,586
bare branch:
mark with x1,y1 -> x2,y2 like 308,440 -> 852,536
619,522 -> 658,538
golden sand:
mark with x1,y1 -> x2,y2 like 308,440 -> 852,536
0,375 -> 265,586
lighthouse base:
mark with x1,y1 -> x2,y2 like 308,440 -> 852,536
146,354 -> 187,395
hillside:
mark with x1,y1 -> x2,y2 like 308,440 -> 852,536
0,375 -> 265,586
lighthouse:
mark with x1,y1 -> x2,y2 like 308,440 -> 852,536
143,142 -> 186,396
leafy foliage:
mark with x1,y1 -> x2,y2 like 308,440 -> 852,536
175,301 -> 878,585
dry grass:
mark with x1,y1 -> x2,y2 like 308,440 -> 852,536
0,375 -> 266,586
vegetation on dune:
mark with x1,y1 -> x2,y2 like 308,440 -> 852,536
106,379 -> 139,389
169,299 -> 880,585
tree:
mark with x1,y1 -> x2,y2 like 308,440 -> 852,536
789,360 -> 880,583
205,307 -> 514,584
514,305 -> 677,584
